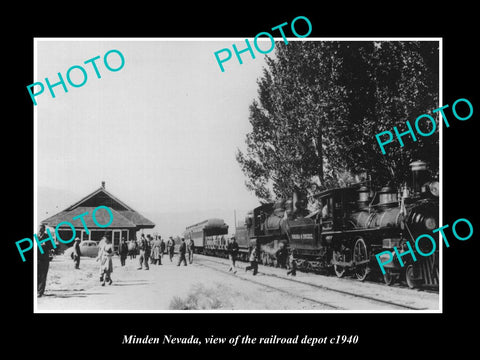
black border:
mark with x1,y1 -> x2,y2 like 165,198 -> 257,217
7,5 -> 479,356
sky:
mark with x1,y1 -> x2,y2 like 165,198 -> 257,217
35,39 -> 273,236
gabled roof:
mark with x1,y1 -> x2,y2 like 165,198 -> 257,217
66,187 -> 133,212
43,206 -> 137,229
42,185 -> 155,229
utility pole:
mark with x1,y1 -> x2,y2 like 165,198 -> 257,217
234,209 -> 237,231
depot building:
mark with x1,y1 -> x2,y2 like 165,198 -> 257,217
42,181 -> 155,252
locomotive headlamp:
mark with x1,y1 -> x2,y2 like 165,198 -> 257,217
428,181 -> 439,197
425,217 -> 437,230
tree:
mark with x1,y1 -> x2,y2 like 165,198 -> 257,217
236,40 -> 439,202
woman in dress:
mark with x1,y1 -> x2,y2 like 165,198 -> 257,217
151,235 -> 162,265
97,236 -> 114,286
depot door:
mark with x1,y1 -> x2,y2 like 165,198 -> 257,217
112,230 -> 121,252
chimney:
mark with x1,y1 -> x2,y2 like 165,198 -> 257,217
101,181 -> 105,189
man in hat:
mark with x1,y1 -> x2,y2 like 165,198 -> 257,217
187,237 -> 195,264
73,237 -> 81,269
167,237 -> 175,262
137,234 -> 150,270
119,237 -> 129,266
227,235 -> 239,273
275,242 -> 288,269
177,238 -> 187,266
37,224 -> 54,297
160,236 -> 166,259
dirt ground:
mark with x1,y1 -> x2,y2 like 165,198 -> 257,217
36,253 -> 439,312
37,254 -> 331,311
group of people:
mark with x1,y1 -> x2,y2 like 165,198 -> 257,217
226,236 -> 297,277
117,234 -> 196,271
37,222 -> 298,297
36,224 -> 201,297
78,234 -> 197,287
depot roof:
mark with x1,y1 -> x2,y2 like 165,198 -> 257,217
42,183 -> 155,230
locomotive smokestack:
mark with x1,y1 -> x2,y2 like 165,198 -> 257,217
410,160 -> 427,195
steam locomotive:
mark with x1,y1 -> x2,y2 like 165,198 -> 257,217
185,160 -> 439,289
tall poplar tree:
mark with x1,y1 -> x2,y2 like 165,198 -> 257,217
236,41 -> 439,202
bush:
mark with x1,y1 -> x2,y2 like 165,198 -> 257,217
169,284 -> 227,310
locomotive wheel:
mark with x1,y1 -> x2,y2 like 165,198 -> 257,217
405,264 -> 421,289
353,238 -> 369,282
383,271 -> 396,286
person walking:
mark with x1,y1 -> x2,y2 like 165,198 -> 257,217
160,237 -> 166,260
275,242 -> 288,269
137,234 -> 150,270
73,237 -> 81,269
187,238 -> 195,264
286,249 -> 297,276
151,236 -> 162,265
97,236 -> 114,286
148,235 -> 155,265
119,237 -> 129,266
128,239 -> 137,259
245,244 -> 259,275
168,237 -> 175,262
227,235 -> 239,273
128,240 -> 133,259
177,238 -> 187,266
37,224 -> 54,297
98,236 -> 106,254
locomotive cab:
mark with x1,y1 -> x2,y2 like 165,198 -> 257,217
314,187 -> 359,232
313,186 -> 373,280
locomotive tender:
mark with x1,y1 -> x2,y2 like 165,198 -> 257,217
185,160 -> 439,289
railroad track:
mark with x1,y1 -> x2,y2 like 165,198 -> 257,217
195,255 -> 429,311
195,260 -> 342,310
200,251 -> 439,294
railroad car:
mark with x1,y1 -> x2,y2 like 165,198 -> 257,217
183,218 -> 254,260
184,218 -> 229,256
